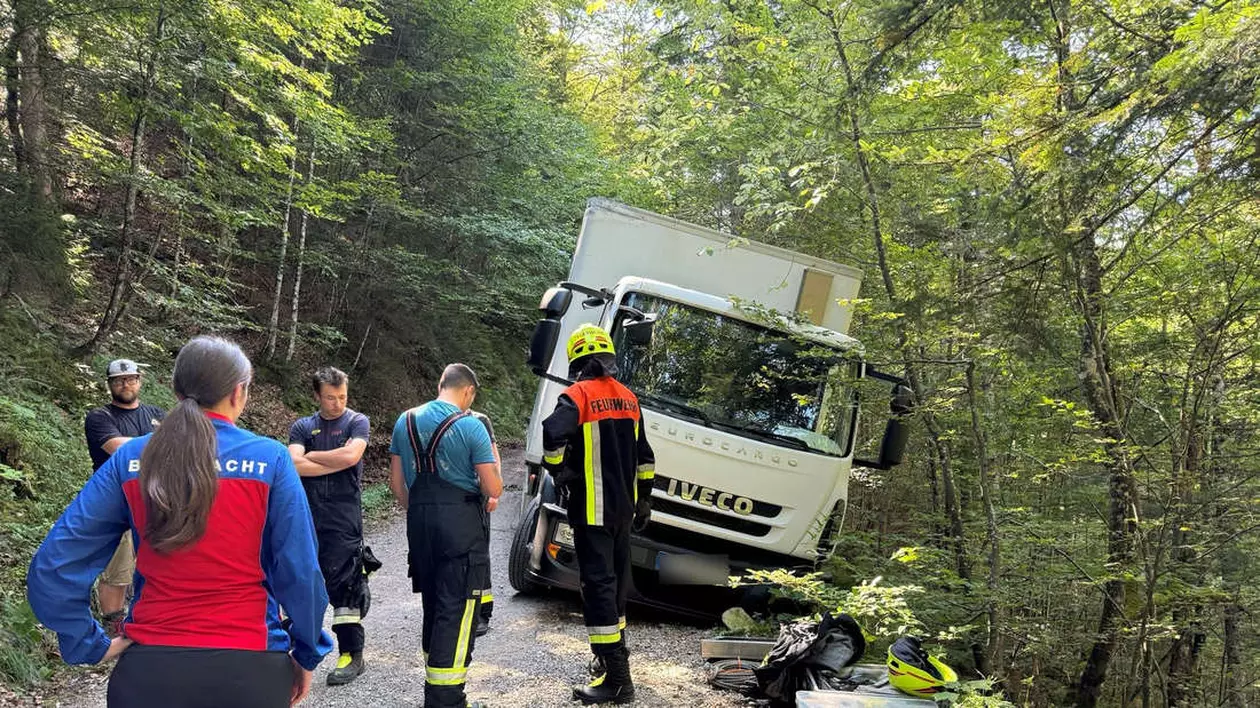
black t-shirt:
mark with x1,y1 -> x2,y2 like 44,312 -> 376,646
84,403 -> 167,470
288,409 -> 370,480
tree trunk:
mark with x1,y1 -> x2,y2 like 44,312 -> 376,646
285,146 -> 315,361
1220,600 -> 1243,708
1166,404 -> 1208,707
168,131 -> 193,300
80,3 -> 166,355
168,229 -> 183,296
1042,1 -> 1138,702
1166,619 -> 1205,707
13,0 -> 50,198
1069,233 -> 1138,708
4,32 -> 25,169
926,454 -> 941,520
825,6 -> 973,627
350,321 -> 372,372
106,223 -> 165,335
264,117 -> 301,360
829,16 -> 986,673
967,360 -> 1001,679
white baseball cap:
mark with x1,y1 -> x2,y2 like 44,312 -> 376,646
106,359 -> 147,378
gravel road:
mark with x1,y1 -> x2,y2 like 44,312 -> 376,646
47,448 -> 746,708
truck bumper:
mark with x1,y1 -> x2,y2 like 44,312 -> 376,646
525,501 -> 812,620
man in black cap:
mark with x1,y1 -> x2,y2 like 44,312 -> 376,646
83,359 -> 166,632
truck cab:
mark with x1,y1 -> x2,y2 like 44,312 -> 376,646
509,201 -> 908,615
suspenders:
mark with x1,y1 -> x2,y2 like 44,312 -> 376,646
405,408 -> 471,482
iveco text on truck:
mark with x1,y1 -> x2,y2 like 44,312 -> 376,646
508,200 -> 910,614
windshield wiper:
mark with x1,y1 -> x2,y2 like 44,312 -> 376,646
634,391 -> 712,426
707,421 -> 813,452
632,393 -> 815,453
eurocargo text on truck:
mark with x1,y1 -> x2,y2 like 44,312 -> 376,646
508,199 -> 912,615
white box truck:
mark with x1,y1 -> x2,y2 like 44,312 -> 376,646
509,199 -> 910,614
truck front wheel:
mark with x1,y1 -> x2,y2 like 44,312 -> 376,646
509,495 -> 544,594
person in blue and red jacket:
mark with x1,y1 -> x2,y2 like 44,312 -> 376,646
27,336 -> 332,708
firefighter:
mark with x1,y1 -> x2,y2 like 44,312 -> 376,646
388,364 -> 502,708
541,324 -> 655,705
288,367 -> 371,686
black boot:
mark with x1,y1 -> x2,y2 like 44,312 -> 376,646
327,651 -> 366,685
572,647 -> 634,704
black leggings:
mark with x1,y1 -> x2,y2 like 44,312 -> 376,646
107,645 -> 293,708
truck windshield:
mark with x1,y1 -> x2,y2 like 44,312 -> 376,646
610,292 -> 859,457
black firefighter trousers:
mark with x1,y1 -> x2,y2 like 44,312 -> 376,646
480,501 -> 494,625
572,521 -> 632,656
304,471 -> 368,655
408,480 -> 489,708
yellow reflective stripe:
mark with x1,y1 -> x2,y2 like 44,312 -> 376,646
335,653 -> 353,669
454,597 -> 476,669
589,630 -> 622,644
618,616 -> 627,630
480,593 -> 494,604
331,608 -> 361,625
591,423 -> 604,525
544,448 -> 564,465
583,423 -> 596,525
425,666 -> 468,685
637,469 -> 655,481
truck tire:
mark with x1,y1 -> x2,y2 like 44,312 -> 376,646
509,496 -> 544,595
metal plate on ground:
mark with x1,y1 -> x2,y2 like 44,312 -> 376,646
700,636 -> 776,661
796,690 -> 934,707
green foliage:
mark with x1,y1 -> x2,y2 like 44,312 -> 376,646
0,313 -> 111,683
1,0 -> 1257,703
0,182 -> 74,302
736,569 -> 927,645
0,596 -> 53,687
936,679 -> 1015,708
360,482 -> 397,524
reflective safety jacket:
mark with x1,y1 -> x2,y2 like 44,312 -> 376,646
541,376 -> 655,527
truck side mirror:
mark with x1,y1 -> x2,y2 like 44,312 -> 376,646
622,314 -> 656,347
879,419 -> 909,467
527,318 -> 561,374
855,380 -> 914,471
540,287 -> 573,318
878,383 -> 914,466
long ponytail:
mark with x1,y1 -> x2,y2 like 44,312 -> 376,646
139,336 -> 251,554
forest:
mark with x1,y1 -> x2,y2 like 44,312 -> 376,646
0,0 -> 1256,705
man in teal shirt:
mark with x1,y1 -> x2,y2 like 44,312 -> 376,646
389,383 -> 495,495
388,364 -> 501,708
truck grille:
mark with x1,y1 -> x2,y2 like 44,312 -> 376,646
653,498 -> 772,537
